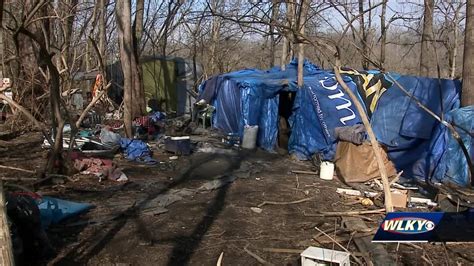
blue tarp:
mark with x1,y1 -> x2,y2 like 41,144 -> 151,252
428,106 -> 474,186
38,196 -> 94,228
371,74 -> 461,182
197,59 -> 471,186
120,138 -> 157,164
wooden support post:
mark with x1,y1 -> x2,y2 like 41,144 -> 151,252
0,181 -> 14,265
334,66 -> 393,212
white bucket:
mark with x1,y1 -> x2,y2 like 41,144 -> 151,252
320,161 -> 334,180
242,125 -> 259,149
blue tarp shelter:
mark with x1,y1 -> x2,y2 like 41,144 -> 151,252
197,59 -> 472,186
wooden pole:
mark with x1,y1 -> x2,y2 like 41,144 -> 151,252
333,66 -> 393,213
0,181 -> 14,265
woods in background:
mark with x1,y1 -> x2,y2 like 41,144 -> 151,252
0,0 -> 472,164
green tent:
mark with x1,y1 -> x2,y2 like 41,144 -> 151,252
141,58 -> 177,112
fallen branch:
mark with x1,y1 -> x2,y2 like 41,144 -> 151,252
0,165 -> 35,174
1,177 -> 37,181
291,170 -> 318,175
75,83 -> 110,129
0,93 -> 53,145
303,208 -> 386,217
216,252 -> 223,266
244,245 -> 272,265
258,196 -> 315,208
313,226 -> 363,265
334,66 -> 393,212
262,248 -> 303,254
389,171 -> 404,186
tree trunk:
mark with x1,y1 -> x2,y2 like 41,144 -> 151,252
297,0 -> 308,87
448,5 -> 460,79
380,0 -> 387,69
209,0 -> 221,74
281,0 -> 294,70
131,0 -> 145,117
98,0 -> 107,69
116,0 -> 133,137
358,0 -> 369,70
462,0 -> 474,106
0,0 -> 13,262
419,0 -> 435,77
269,0 -> 280,68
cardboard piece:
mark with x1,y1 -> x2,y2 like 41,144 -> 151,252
391,189 -> 408,208
335,141 -> 397,183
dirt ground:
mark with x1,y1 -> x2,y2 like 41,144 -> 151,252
1,130 -> 474,265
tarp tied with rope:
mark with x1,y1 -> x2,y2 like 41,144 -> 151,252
197,59 -> 472,186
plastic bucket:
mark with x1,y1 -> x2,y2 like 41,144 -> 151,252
242,125 -> 259,149
320,161 -> 334,180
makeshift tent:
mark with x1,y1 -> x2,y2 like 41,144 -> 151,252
108,56 -> 202,115
197,59 -> 472,187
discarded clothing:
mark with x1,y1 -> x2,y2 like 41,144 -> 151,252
74,158 -> 127,181
120,138 -> 157,164
149,111 -> 166,122
334,124 -> 366,145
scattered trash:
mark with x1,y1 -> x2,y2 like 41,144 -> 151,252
391,189 -> 408,208
120,138 -> 157,164
197,146 -> 237,155
335,141 -> 397,183
319,161 -> 334,180
169,156 -> 179,160
222,133 -> 240,146
250,207 -> 263,213
359,197 -> 374,206
197,175 -> 237,191
73,157 -> 127,182
242,125 -> 258,149
410,196 -> 437,207
336,188 -> 378,198
164,136 -> 191,155
99,127 -> 121,146
300,246 -> 350,266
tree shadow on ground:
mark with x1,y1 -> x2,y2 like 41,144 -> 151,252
51,151 -> 245,265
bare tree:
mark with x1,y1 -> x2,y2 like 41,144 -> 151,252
98,0 -> 108,69
462,0 -> 474,106
281,0 -> 295,70
297,0 -> 308,86
131,0 -> 146,116
438,1 -> 465,78
420,0 -> 435,77
269,0 -> 281,67
0,2 -> 13,264
116,0 -> 133,137
380,0 -> 388,69
358,0 -> 370,70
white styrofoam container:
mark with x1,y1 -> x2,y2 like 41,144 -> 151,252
301,246 -> 351,266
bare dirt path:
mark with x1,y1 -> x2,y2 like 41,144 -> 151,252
1,131 -> 474,265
